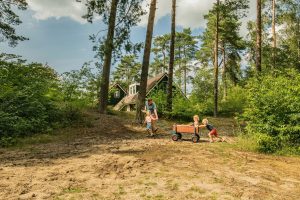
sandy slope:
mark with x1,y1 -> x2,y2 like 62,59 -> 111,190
0,112 -> 300,200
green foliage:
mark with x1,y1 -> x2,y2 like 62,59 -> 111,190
150,90 -> 199,121
0,0 -> 28,47
199,0 -> 248,68
148,90 -> 168,116
245,0 -> 300,71
171,97 -> 199,121
219,86 -> 247,114
0,136 -> 17,148
0,61 -> 61,138
256,133 -> 282,153
243,69 -> 300,153
61,62 -> 100,107
83,0 -> 145,62
151,34 -> 170,76
150,29 -> 198,91
190,67 -> 214,115
0,59 -> 99,146
112,55 -> 141,89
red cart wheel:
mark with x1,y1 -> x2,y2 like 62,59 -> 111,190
192,135 -> 200,143
172,134 -> 179,141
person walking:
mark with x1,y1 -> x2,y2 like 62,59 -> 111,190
145,98 -> 158,133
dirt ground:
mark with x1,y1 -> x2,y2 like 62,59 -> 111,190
0,112 -> 300,200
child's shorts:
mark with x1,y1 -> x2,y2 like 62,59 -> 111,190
209,128 -> 218,137
146,122 -> 152,130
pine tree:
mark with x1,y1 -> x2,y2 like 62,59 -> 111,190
151,29 -> 197,91
83,0 -> 145,114
135,0 -> 157,123
213,0 -> 220,117
99,0 -> 118,114
256,0 -> 262,72
199,0 -> 248,112
272,0 -> 277,68
0,0 -> 28,47
175,28 -> 198,95
167,0 -> 176,112
150,58 -> 167,77
152,34 -> 170,74
112,55 -> 141,89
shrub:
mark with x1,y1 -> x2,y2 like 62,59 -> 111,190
219,86 -> 247,114
243,69 -> 300,153
149,90 -> 201,121
171,97 -> 199,121
0,62 -> 61,138
256,133 -> 282,153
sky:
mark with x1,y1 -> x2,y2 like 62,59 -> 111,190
0,0 -> 256,74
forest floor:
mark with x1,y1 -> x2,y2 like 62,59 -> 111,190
0,111 -> 300,200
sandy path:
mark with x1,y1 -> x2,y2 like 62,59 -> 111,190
0,113 -> 300,200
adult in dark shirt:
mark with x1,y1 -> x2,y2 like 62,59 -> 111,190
145,98 -> 158,134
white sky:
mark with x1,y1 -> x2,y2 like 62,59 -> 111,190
27,0 -> 257,35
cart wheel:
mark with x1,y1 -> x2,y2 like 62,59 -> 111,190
177,133 -> 182,139
172,134 -> 179,141
192,135 -> 200,143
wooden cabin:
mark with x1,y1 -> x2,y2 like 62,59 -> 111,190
109,73 -> 186,111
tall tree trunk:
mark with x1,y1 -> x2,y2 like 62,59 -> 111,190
163,55 -> 166,71
184,66 -> 187,96
297,16 -> 300,69
135,0 -> 157,123
178,47 -> 182,90
213,0 -> 220,117
222,45 -> 227,101
256,0 -> 262,72
272,0 -> 276,68
99,0 -> 118,114
162,47 -> 166,70
167,0 -> 176,112
183,47 -> 187,96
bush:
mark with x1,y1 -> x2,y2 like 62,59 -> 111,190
256,133 -> 282,153
0,61 -> 61,138
149,90 -> 201,121
219,86 -> 247,114
243,69 -> 300,153
0,59 -> 99,146
171,97 -> 199,121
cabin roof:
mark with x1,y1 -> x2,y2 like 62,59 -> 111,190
110,83 -> 127,94
146,72 -> 167,95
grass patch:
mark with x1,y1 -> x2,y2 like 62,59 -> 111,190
1,129 -> 75,150
145,181 -> 158,187
275,146 -> 300,156
154,194 -> 165,200
189,186 -> 206,194
209,192 -> 219,200
0,109 -> 95,149
213,177 -> 224,184
62,187 -> 86,194
0,134 -> 58,149
166,180 -> 179,191
231,135 -> 258,153
113,185 -> 127,198
142,194 -> 165,200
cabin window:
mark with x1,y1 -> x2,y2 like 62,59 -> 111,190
114,90 -> 120,98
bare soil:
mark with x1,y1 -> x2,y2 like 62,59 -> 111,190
0,111 -> 300,200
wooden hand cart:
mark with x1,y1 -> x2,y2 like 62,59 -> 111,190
171,125 -> 201,143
